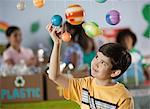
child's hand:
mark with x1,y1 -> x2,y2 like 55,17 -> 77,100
46,23 -> 63,44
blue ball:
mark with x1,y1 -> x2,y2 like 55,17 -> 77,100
51,15 -> 62,26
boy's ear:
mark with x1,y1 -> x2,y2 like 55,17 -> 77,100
111,70 -> 121,78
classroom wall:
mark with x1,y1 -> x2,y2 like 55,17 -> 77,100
0,0 -> 150,55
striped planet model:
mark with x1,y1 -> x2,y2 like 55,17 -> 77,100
65,4 -> 85,25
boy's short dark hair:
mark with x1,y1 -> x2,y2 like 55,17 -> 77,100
99,43 -> 131,79
116,29 -> 137,47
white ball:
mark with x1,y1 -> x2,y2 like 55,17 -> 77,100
16,1 -> 26,11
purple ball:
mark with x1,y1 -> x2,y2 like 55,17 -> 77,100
106,10 -> 120,25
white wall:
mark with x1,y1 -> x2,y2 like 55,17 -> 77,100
0,0 -> 150,55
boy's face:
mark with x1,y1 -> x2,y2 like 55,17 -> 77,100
91,52 -> 113,80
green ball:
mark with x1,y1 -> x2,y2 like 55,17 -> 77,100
82,22 -> 103,38
96,0 -> 107,3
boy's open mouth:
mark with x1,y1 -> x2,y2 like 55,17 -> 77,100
92,67 -> 98,72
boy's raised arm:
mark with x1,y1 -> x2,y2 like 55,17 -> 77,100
46,23 -> 69,88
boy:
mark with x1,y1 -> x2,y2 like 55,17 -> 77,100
46,23 -> 134,109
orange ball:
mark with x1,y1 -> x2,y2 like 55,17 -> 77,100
33,0 -> 45,8
61,32 -> 71,42
65,4 -> 85,25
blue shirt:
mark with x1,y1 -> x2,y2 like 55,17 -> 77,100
63,43 -> 83,67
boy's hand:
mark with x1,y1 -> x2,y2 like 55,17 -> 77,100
46,23 -> 69,88
46,23 -> 63,44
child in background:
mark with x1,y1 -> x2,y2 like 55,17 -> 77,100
116,29 -> 145,86
63,21 -> 83,68
77,28 -> 96,69
3,26 -> 36,66
46,23 -> 134,109
82,37 -> 96,68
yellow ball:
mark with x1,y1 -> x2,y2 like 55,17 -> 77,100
33,0 -> 45,8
